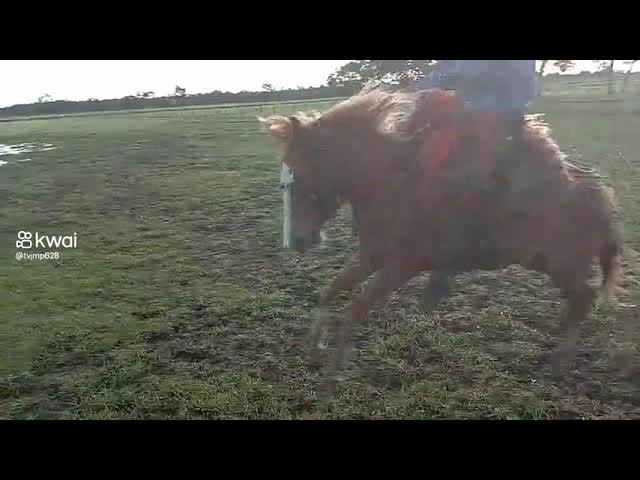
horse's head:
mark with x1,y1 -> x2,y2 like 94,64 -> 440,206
260,113 -> 344,252
259,87 -> 430,252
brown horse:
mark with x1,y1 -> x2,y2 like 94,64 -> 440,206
352,198 -> 456,313
259,87 -> 622,394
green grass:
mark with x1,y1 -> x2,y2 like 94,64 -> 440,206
1,95 -> 640,419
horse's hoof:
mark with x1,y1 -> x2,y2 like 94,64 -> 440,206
320,376 -> 340,399
419,281 -> 453,313
550,346 -> 576,378
309,343 -> 327,370
309,357 -> 322,371
419,297 -> 442,314
551,358 -> 565,379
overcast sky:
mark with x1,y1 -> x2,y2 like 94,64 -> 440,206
0,60 -> 636,108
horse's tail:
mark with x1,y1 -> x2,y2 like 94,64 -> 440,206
598,185 -> 623,305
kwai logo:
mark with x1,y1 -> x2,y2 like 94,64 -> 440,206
16,231 -> 78,250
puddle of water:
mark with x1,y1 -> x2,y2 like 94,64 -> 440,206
0,145 -> 19,156
0,142 -> 59,156
0,142 -> 58,166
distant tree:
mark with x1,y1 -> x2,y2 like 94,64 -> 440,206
136,91 -> 155,99
538,60 -> 550,77
262,83 -> 275,92
538,60 -> 574,76
174,85 -> 186,97
37,93 -> 53,103
327,62 -> 364,88
607,60 -> 616,95
1,84 -> 360,118
327,60 -> 435,89
553,60 -> 575,73
622,60 -> 638,92
595,60 -> 616,94
537,61 -> 573,97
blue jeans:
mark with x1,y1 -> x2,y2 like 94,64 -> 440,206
417,60 -> 536,116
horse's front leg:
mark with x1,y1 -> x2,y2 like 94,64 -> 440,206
419,271 -> 456,313
323,255 -> 423,394
309,261 -> 374,365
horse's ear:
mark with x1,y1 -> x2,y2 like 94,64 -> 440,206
258,115 -> 300,141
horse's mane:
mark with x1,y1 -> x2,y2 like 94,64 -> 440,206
304,86 -> 565,153
522,114 -> 568,162
291,86 -> 609,194
301,84 -> 422,141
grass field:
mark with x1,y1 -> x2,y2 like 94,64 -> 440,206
1,95 -> 640,419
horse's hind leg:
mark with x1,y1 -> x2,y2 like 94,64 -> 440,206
351,204 -> 360,237
548,265 -> 596,376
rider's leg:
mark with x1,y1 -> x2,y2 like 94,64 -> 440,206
419,63 -> 535,312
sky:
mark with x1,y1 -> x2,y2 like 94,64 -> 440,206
0,60 -> 349,108
0,60 -> 636,108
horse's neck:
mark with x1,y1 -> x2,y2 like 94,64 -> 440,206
331,133 -> 410,208
338,156 -> 415,223
333,157 -> 388,209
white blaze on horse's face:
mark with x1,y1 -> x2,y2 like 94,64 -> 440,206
281,161 -> 328,252
260,114 -> 337,253
259,115 -> 301,249
280,162 -> 295,249
284,161 -> 324,253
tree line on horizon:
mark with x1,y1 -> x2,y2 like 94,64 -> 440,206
1,60 -> 636,118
